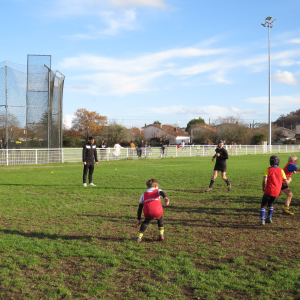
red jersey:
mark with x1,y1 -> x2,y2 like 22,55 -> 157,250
142,189 -> 163,220
264,166 -> 287,197
283,162 -> 295,179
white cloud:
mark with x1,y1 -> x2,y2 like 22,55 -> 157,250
47,0 -> 168,37
75,70 -> 167,96
288,38 -> 300,44
108,0 -> 168,8
209,71 -> 231,84
272,71 -> 298,86
61,47 -> 228,72
246,94 -> 300,107
145,105 -> 253,117
63,114 -> 75,129
51,0 -> 167,17
230,107 -> 256,115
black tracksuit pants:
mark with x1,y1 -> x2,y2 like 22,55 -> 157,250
83,162 -> 94,184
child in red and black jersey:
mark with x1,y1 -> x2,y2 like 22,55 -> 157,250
260,155 -> 287,225
135,178 -> 170,243
205,140 -> 231,192
281,155 -> 300,215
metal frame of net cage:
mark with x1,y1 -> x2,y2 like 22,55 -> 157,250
0,55 -> 64,149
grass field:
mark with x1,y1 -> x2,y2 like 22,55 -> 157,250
0,154 -> 299,299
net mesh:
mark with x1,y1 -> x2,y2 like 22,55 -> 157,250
0,56 -> 64,149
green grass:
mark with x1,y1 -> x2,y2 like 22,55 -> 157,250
0,154 -> 299,299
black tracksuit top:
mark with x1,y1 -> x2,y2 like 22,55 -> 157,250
82,142 -> 98,163
213,147 -> 228,168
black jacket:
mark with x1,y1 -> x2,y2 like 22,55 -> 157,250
213,147 -> 228,168
82,142 -> 98,163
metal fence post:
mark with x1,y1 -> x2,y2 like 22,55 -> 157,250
62,148 -> 64,163
36,149 -> 38,164
6,149 -> 8,166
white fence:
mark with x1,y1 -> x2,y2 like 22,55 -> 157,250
0,145 -> 300,166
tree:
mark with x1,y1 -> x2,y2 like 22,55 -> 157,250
153,120 -> 161,125
102,121 -> 134,147
71,108 -> 107,141
186,117 -> 206,134
251,131 -> 268,145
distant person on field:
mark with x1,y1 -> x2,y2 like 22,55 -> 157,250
205,140 -> 231,192
281,155 -> 300,215
135,178 -> 170,243
113,142 -> 122,160
99,139 -> 107,161
82,137 -> 98,187
260,155 -> 287,225
130,140 -> 135,158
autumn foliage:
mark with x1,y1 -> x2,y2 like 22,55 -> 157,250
71,108 -> 107,141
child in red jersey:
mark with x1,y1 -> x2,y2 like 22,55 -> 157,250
260,155 -> 287,226
281,155 -> 300,215
135,178 -> 170,243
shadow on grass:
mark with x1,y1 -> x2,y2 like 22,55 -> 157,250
167,205 -> 259,216
0,229 -> 127,242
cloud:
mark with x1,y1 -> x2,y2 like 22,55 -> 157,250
63,114 -> 75,129
288,38 -> 300,44
75,70 -> 168,96
145,105 -> 255,117
47,0 -> 168,37
61,47 -> 228,72
230,107 -> 256,115
108,0 -> 168,8
209,70 -> 231,84
246,94 -> 300,107
272,71 -> 298,85
51,0 -> 167,17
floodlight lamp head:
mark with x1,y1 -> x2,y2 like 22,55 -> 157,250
266,16 -> 272,21
261,23 -> 266,27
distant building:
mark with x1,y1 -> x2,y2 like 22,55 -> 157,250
295,124 -> 300,142
142,124 -> 190,144
275,127 -> 296,141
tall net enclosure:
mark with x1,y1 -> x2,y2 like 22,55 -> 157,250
0,55 -> 64,149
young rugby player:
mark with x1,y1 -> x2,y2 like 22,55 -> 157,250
205,140 -> 231,192
281,155 -> 300,215
260,155 -> 287,225
135,179 -> 170,243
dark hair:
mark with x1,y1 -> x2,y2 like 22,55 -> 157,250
218,140 -> 224,144
270,155 -> 280,166
146,178 -> 159,188
89,137 -> 94,140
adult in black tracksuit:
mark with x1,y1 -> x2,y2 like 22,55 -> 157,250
205,140 -> 231,192
82,137 -> 98,186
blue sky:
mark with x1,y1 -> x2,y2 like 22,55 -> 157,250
2,0 -> 300,129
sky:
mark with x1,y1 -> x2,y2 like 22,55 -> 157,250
1,0 -> 300,129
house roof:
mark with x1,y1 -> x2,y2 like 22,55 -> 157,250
192,125 -> 216,133
295,134 -> 300,138
143,124 -> 190,137
130,128 -> 144,135
277,127 -> 296,133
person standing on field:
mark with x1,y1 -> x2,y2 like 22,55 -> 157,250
82,137 -> 98,187
281,155 -> 300,215
260,155 -> 287,225
205,140 -> 231,192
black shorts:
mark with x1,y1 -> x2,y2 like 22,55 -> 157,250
214,165 -> 227,173
281,183 -> 289,190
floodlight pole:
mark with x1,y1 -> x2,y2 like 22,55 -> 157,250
262,16 -> 276,151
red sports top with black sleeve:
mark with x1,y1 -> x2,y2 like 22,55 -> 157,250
142,189 -> 163,220
264,166 -> 287,197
